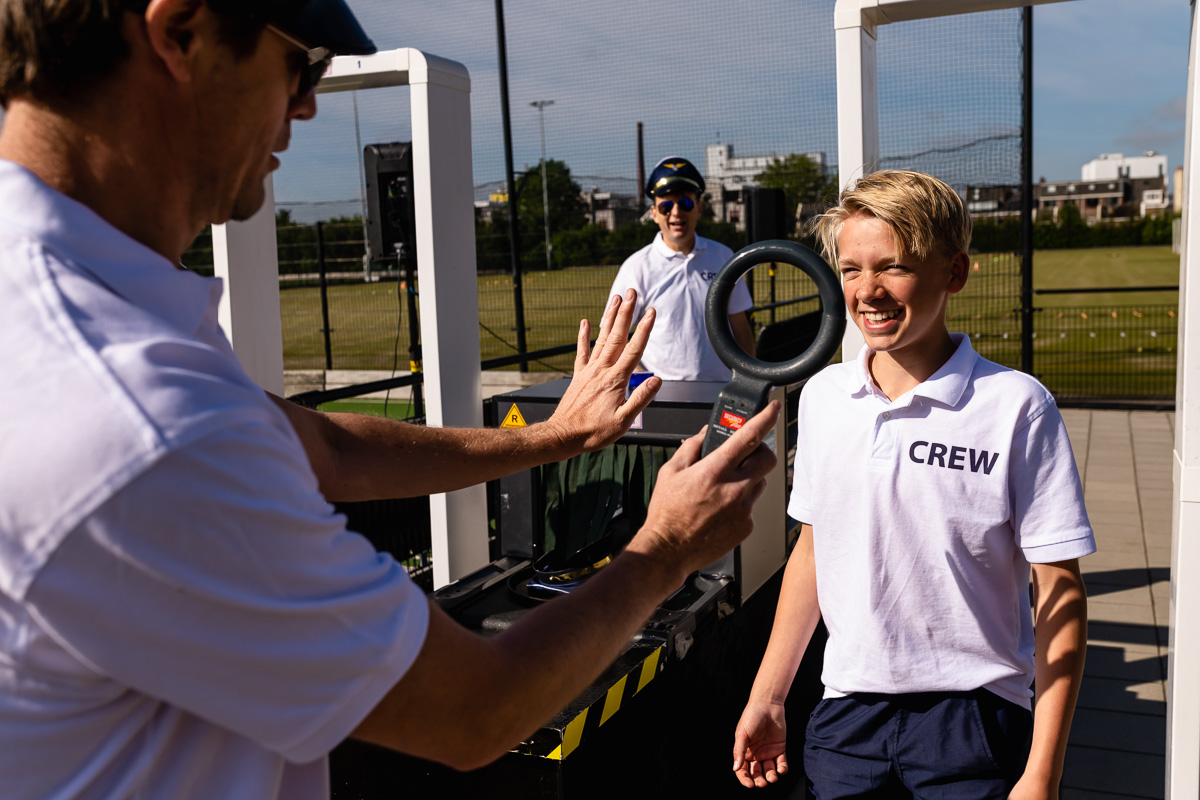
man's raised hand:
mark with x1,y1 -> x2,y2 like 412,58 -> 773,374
544,290 -> 661,454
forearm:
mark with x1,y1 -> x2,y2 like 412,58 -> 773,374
272,296 -> 662,502
282,401 -> 576,501
1024,560 -> 1088,789
355,546 -> 685,769
748,525 -> 821,705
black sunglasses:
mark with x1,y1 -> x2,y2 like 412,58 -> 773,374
655,197 -> 696,216
267,24 -> 333,96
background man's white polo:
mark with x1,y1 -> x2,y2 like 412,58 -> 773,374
609,232 -> 752,382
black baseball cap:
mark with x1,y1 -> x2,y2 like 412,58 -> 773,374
271,0 -> 376,55
645,157 -> 705,198
190,0 -> 376,55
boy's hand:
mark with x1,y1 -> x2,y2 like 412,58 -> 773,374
732,698 -> 789,788
626,402 -> 780,579
544,290 -> 661,454
1008,774 -> 1056,799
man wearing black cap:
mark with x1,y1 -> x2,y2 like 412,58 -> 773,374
609,156 -> 756,382
0,2 -> 779,798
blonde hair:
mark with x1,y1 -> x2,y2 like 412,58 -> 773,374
812,170 -> 972,265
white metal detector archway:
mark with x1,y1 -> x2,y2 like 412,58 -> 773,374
211,49 -> 489,590
836,2 -> 1200,797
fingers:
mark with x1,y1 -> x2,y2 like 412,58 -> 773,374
707,401 -> 781,473
612,306 -> 656,374
573,318 -> 592,371
732,730 -> 749,773
624,375 -> 661,416
591,293 -> 622,356
595,289 -> 638,364
664,427 -> 706,475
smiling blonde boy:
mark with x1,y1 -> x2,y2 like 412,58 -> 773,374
731,170 -> 1094,800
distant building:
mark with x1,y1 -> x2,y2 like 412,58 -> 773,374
1082,151 -> 1168,183
704,143 -> 825,229
582,189 -> 642,230
1034,175 -> 1168,222
964,184 -> 1022,219
1036,178 -> 1128,221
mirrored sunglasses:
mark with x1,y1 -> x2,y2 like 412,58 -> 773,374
655,197 -> 696,216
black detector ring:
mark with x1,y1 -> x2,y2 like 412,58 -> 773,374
704,239 -> 845,385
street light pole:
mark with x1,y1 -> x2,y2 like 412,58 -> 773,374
530,99 -> 554,270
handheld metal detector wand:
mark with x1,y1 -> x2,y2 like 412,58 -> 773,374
700,240 -> 845,458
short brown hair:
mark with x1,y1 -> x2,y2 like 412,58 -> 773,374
812,170 -> 972,266
0,0 -> 277,105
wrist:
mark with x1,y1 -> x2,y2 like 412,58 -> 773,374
621,525 -> 690,590
532,416 -> 584,462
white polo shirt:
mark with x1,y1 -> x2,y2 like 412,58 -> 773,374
788,334 -> 1095,709
0,160 -> 428,799
609,233 -> 752,381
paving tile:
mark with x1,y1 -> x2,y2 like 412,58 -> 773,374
1084,643 -> 1166,682
1069,707 -> 1167,755
1088,600 -> 1157,627
1083,567 -> 1163,589
1076,675 -> 1166,713
1145,547 -> 1172,567
1061,745 -> 1165,798
1090,515 -> 1147,531
1082,550 -> 1148,570
1086,585 -> 1155,607
1088,622 -> 1167,648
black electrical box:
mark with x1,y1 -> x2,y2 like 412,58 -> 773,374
364,142 -> 416,265
744,186 -> 789,243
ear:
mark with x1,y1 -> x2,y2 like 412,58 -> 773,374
142,0 -> 207,83
946,251 -> 969,295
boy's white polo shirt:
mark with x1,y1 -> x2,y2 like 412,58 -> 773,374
789,334 -> 1094,709
608,232 -> 752,381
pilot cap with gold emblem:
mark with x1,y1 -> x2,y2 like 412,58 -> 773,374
645,157 -> 705,198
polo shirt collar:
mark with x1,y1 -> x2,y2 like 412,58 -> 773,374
850,332 -> 979,408
0,159 -> 221,335
650,231 -> 706,260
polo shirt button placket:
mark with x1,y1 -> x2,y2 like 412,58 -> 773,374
882,411 -> 891,420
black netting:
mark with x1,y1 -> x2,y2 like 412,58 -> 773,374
235,1 -> 1026,378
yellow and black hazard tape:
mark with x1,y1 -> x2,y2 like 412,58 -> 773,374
514,644 -> 665,761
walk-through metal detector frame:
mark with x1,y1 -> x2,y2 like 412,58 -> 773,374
210,49 -> 489,589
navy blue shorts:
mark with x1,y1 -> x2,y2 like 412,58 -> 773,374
802,690 -> 1033,800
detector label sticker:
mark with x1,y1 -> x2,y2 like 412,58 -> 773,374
501,404 -> 527,428
719,410 -> 746,430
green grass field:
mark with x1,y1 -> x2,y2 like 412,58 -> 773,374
287,245 -> 1181,404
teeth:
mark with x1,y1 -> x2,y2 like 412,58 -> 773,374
864,310 -> 900,322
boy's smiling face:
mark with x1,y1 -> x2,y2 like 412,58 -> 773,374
837,212 -> 968,370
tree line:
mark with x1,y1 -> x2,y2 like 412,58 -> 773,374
971,201 -> 1176,252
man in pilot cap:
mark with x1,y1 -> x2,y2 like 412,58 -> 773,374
609,156 -> 756,381
0,2 -> 779,798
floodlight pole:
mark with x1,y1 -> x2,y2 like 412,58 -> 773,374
532,99 -> 555,271
495,0 -> 528,371
1020,6 -> 1034,376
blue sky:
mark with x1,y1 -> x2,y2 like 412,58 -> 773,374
272,0 -> 1193,219
1034,0 -> 1189,184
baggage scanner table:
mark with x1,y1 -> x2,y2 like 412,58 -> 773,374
329,379 -> 825,799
